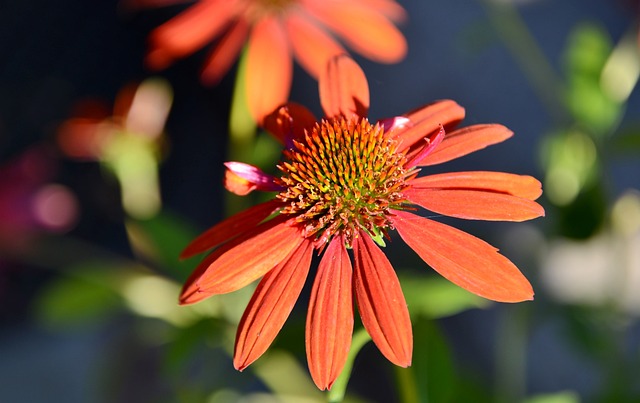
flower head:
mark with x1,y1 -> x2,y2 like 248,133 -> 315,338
180,55 -> 544,390
136,0 -> 407,122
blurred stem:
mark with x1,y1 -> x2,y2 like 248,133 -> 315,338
395,364 -> 420,403
228,45 -> 257,162
481,1 -> 568,124
226,46 -> 257,216
495,304 -> 529,403
328,328 -> 371,403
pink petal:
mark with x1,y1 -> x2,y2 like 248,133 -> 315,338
391,100 -> 466,152
223,162 -> 282,195
307,2 -> 407,63
409,171 -> 543,200
200,19 -> 249,85
234,239 -> 313,370
391,211 -> 534,303
285,13 -> 346,79
180,199 -> 282,259
319,55 -> 370,119
196,219 -> 304,294
306,236 -> 354,390
245,18 -> 292,123
419,124 -> 513,166
262,102 -> 318,146
353,232 -> 412,367
379,116 -> 410,133
146,0 -> 239,69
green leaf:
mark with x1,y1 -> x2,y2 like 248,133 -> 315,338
125,211 -> 200,276
34,274 -> 121,328
399,274 -> 490,319
523,391 -> 580,403
564,23 -> 621,135
398,318 -> 457,403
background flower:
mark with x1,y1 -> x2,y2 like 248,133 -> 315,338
136,0 -> 407,121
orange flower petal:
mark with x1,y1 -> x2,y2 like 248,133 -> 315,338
200,19 -> 249,85
353,232 -> 412,367
419,124 -> 513,166
350,0 -> 407,22
147,0 -> 239,69
306,236 -> 354,390
263,102 -> 318,145
391,211 -> 534,303
234,239 -> 313,370
391,100 -> 465,152
196,219 -> 303,294
319,55 -> 370,119
405,188 -> 545,222
409,171 -> 543,200
285,13 -> 346,79
179,248 -> 225,305
245,18 -> 292,123
180,215 -> 292,305
180,199 -> 282,259
308,2 -> 407,63
56,118 -> 111,160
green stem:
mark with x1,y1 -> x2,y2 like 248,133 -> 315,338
395,364 -> 420,403
328,328 -> 371,403
481,1 -> 568,124
225,45 -> 258,216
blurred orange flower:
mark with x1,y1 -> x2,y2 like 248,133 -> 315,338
137,0 -> 407,122
179,56 -> 544,390
57,79 -> 172,218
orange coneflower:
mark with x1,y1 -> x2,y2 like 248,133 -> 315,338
136,0 -> 407,122
179,55 -> 544,390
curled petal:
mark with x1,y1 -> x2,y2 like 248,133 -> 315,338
392,100 -> 466,152
246,18 -> 292,123
200,19 -> 249,85
180,199 -> 282,259
391,211 -> 534,303
419,124 -> 513,166
146,0 -> 239,69
320,54 -> 370,119
263,102 -> 318,146
306,236 -> 354,390
308,2 -> 407,63
410,171 -> 543,200
223,161 -> 282,195
285,13 -> 346,79
195,219 -> 304,295
404,125 -> 445,168
353,232 -> 412,367
234,239 -> 313,370
405,188 -> 545,222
